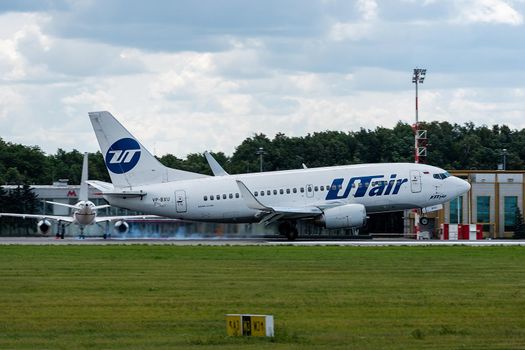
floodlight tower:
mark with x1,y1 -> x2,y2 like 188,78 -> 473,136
256,147 -> 266,172
412,68 -> 427,163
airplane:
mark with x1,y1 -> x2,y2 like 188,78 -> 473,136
0,152 -> 157,239
87,111 -> 471,240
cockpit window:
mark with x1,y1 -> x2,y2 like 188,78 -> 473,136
433,172 -> 451,180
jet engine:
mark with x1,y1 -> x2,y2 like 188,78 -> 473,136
316,204 -> 367,229
114,220 -> 129,234
37,220 -> 52,235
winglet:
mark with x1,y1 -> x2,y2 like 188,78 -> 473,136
204,151 -> 229,176
235,180 -> 270,211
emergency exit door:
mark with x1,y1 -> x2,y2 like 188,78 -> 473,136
175,190 -> 187,213
410,170 -> 422,193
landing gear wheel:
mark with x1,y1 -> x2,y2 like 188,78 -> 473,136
103,234 -> 107,240
419,217 -> 429,225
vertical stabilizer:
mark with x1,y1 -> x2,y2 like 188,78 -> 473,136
79,152 -> 89,201
88,111 -> 208,188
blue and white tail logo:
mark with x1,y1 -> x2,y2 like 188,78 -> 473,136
105,138 -> 141,174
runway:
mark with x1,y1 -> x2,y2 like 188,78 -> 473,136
1,236 -> 525,246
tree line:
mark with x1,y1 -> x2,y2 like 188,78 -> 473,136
1,120 -> 525,186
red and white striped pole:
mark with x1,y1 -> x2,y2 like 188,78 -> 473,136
412,68 -> 426,238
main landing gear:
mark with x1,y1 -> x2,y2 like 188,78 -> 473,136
79,226 -> 85,239
55,223 -> 65,239
278,221 -> 298,241
102,222 -> 111,240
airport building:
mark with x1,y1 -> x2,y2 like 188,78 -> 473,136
2,171 -> 524,238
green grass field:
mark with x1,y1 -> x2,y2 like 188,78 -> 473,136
0,245 -> 524,349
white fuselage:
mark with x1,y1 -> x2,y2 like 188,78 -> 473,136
104,163 -> 469,223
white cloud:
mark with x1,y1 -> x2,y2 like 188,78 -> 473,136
455,0 -> 523,25
357,0 -> 378,21
0,1 -> 524,159
327,0 -> 378,41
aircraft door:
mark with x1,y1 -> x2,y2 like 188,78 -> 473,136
306,184 -> 314,198
175,190 -> 187,213
410,170 -> 422,193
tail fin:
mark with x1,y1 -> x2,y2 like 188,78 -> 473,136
79,152 -> 89,201
88,111 -> 208,189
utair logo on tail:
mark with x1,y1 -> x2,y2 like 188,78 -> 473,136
105,138 -> 141,174
326,174 -> 409,200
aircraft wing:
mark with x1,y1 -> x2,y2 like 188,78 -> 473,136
235,180 -> 322,225
0,213 -> 75,223
94,215 -> 162,223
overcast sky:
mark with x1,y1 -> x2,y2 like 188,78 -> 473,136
1,0 -> 524,157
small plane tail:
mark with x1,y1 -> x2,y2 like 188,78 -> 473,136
88,111 -> 208,189
79,152 -> 89,201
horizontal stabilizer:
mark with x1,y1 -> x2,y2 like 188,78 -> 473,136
86,180 -> 114,192
45,201 -> 82,210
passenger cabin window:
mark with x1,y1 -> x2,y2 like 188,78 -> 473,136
223,194 -> 227,199
286,189 -> 290,194
314,186 -> 318,191
293,188 -> 297,193
320,186 -> 324,191
216,194 -> 220,200
235,193 -> 240,198
300,187 -> 305,193
210,195 -> 214,200
273,189 -> 277,195
254,191 -> 258,196
204,195 -> 208,201
280,189 -> 284,195
229,193 -> 233,199
267,190 -> 271,195
260,191 -> 264,196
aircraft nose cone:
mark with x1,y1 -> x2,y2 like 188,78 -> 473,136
462,179 -> 471,193
454,177 -> 470,195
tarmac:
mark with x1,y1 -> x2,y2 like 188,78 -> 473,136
1,236 -> 525,246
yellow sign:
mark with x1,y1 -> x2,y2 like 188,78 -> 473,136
226,315 -> 241,336
226,314 -> 274,337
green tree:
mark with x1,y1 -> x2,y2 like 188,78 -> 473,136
513,207 -> 525,239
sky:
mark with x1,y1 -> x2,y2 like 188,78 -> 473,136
0,0 -> 524,157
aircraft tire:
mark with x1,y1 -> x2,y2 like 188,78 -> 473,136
419,217 -> 429,225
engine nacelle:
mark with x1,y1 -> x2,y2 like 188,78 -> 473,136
114,220 -> 129,234
316,204 -> 367,229
37,220 -> 52,235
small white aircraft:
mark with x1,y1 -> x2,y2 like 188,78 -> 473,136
0,152 -> 156,239
88,111 -> 471,240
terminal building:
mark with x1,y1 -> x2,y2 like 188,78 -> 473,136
2,171 -> 524,238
